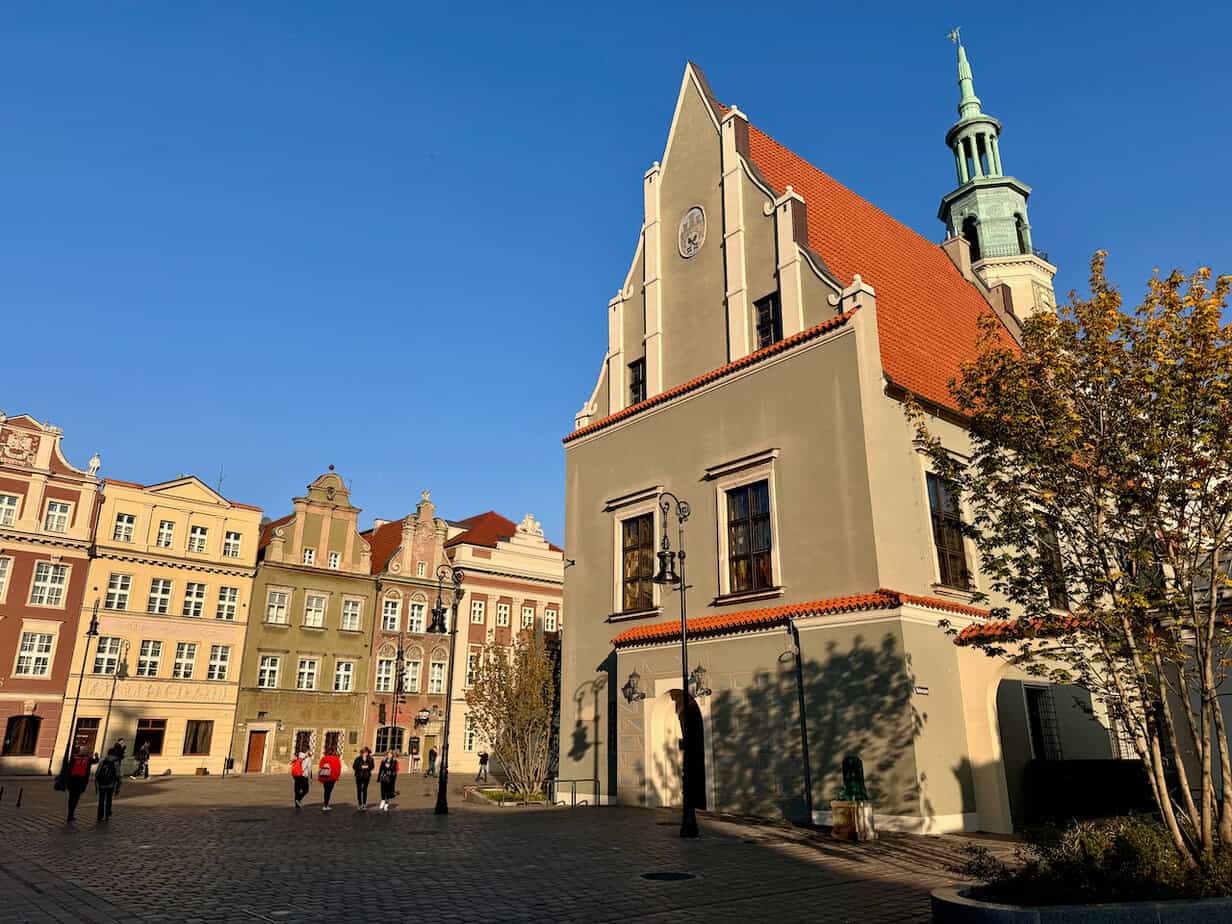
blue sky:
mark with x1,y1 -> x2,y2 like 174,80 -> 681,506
4,3 -> 1228,543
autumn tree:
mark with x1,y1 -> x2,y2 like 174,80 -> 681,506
913,253 -> 1232,865
463,633 -> 556,797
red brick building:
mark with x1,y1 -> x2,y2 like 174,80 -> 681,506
0,413 -> 101,773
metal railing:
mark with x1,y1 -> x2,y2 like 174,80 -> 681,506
547,777 -> 598,807
974,242 -> 1050,262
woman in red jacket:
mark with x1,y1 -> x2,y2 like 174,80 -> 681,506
317,751 -> 342,811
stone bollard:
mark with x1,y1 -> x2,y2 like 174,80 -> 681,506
15,788 -> 22,808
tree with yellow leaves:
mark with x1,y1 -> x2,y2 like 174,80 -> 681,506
913,253 -> 1232,866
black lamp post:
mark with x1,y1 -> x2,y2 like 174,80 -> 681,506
61,595 -> 100,771
653,491 -> 699,838
427,563 -> 465,815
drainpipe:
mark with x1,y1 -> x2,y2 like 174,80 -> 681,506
785,618 -> 814,822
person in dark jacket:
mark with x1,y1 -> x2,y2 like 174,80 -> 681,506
425,746 -> 437,777
131,741 -> 150,779
352,747 -> 375,811
59,747 -> 96,822
476,751 -> 490,783
377,751 -> 399,812
95,753 -> 122,821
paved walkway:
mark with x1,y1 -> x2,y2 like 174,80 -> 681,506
0,775 -> 1001,922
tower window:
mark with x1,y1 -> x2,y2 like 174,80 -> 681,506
1014,214 -> 1028,256
961,216 -> 981,262
754,293 -> 783,350
628,358 -> 646,405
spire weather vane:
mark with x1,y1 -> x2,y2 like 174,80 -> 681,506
948,26 -> 962,45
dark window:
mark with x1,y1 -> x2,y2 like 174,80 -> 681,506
182,720 -> 214,756
294,730 -> 313,755
2,714 -> 41,756
628,358 -> 646,405
1037,526 -> 1068,610
72,717 -> 100,755
727,481 -> 774,593
1025,686 -> 1062,760
961,216 -> 981,262
927,473 -> 970,589
754,293 -> 783,350
621,513 -> 655,612
375,726 -> 404,753
1014,214 -> 1028,255
135,718 -> 167,756
324,731 -> 341,756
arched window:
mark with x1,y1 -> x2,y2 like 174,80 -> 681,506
375,725 -> 405,753
2,714 -> 41,756
1014,214 -> 1028,255
961,216 -> 981,262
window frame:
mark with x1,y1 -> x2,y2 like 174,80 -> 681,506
215,585 -> 239,621
404,657 -> 421,693
302,548 -> 316,566
265,588 -> 290,624
628,357 -> 647,406
181,581 -> 207,618
136,639 -> 163,677
207,645 -> 230,681
754,291 -> 783,350
147,578 -> 173,614
607,491 -> 662,617
0,493 -> 20,527
333,659 -> 354,692
222,530 -> 242,558
93,636 -> 123,675
43,499 -> 72,533
328,551 -> 340,570
29,561 -> 70,608
375,658 -> 395,693
303,592 -> 327,629
135,718 -> 167,756
172,642 -> 197,679
112,512 -> 136,543
382,594 -> 402,632
544,608 -> 558,632
256,655 -> 280,689
340,597 -> 364,632
470,599 -> 486,624
13,626 -> 57,678
183,719 -> 214,756
296,657 -> 319,691
0,556 -> 11,603
496,602 -> 511,627
428,659 -> 446,694
155,519 -> 175,549
104,573 -> 133,611
187,524 -> 208,553
710,451 -> 783,601
926,472 -> 972,591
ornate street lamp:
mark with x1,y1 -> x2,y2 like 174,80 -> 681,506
427,562 -> 465,815
653,491 -> 699,838
61,595 -> 100,771
622,670 -> 647,704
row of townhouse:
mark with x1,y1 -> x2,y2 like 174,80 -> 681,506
0,415 -> 563,777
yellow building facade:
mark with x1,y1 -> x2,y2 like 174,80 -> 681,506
53,476 -> 262,775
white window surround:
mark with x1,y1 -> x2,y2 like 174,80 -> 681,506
223,531 -> 242,558
470,599 -> 486,624
257,655 -> 280,688
521,605 -> 535,629
375,658 -> 395,693
0,493 -> 20,526
408,600 -> 426,633
148,578 -> 173,614
182,582 -> 207,617
266,588 -> 291,624
545,608 -> 558,632
404,658 -> 421,693
207,644 -> 230,680
496,602 -> 510,627
707,449 -> 784,602
296,657 -> 318,690
188,524 -> 208,553
428,660 -> 446,694
156,520 -> 175,548
29,561 -> 69,608
416,561 -> 427,577
605,486 -> 664,617
328,551 -> 340,569
303,593 -> 327,628
302,548 -> 316,565
382,595 -> 401,632
104,573 -> 132,611
341,597 -> 364,632
916,454 -> 982,599
172,642 -> 197,679
334,660 -> 354,692
113,513 -> 136,543
13,620 -> 59,677
0,556 -> 13,602
216,586 -> 239,620
44,500 -> 72,533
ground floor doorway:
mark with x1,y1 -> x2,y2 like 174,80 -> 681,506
245,730 -> 267,773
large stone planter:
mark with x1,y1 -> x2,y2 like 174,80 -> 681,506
931,886 -> 1232,922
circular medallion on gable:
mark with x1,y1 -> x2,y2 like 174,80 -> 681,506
678,206 -> 706,259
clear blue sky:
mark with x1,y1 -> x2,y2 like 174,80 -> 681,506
4,3 -> 1229,544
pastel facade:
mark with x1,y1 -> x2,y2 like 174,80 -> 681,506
0,414 -> 100,773
52,476 -> 261,774
231,470 -> 375,774
444,511 -> 564,774
559,55 -> 1118,833
360,493 -> 454,768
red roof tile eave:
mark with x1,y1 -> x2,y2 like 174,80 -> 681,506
611,587 -> 988,648
564,309 -> 858,445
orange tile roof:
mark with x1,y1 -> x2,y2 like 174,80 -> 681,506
746,125 -> 1017,413
611,587 -> 988,647
361,517 -> 406,575
956,613 -> 1085,645
447,510 -> 565,553
258,513 -> 294,550
564,309 -> 858,443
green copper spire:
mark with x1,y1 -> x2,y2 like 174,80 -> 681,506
955,42 -> 983,119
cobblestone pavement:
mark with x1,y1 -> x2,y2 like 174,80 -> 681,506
0,775 -> 1005,923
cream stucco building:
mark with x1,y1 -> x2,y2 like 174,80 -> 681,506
558,52 -> 1122,834
53,476 -> 262,775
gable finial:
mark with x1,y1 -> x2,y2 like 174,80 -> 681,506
947,26 -> 961,46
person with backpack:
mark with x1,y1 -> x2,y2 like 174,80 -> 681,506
95,753 -> 121,821
317,750 -> 341,812
58,747 -> 96,822
352,747 -> 375,811
377,750 -> 399,812
291,751 -> 311,808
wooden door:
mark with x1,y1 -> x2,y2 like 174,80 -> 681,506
72,717 -> 99,756
245,731 -> 267,773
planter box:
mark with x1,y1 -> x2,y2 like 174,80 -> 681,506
931,886 -> 1232,922
830,800 -> 876,841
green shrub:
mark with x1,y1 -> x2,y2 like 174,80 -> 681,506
954,816 -> 1232,906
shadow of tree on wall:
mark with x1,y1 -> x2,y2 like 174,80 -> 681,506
709,632 -> 923,823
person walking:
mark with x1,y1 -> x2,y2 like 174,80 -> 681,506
95,753 -> 121,822
108,738 -> 127,761
425,746 -> 437,777
317,751 -> 341,812
377,750 -> 399,812
58,747 -> 96,822
476,751 -> 490,783
352,747 -> 375,811
131,741 -> 150,780
291,751 -> 311,808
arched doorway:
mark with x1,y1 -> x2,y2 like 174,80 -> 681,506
681,696 -> 707,810
644,686 -> 711,810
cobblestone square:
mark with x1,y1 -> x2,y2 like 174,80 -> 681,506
0,775 -> 1001,923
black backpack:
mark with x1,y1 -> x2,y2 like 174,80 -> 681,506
96,759 -> 118,787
